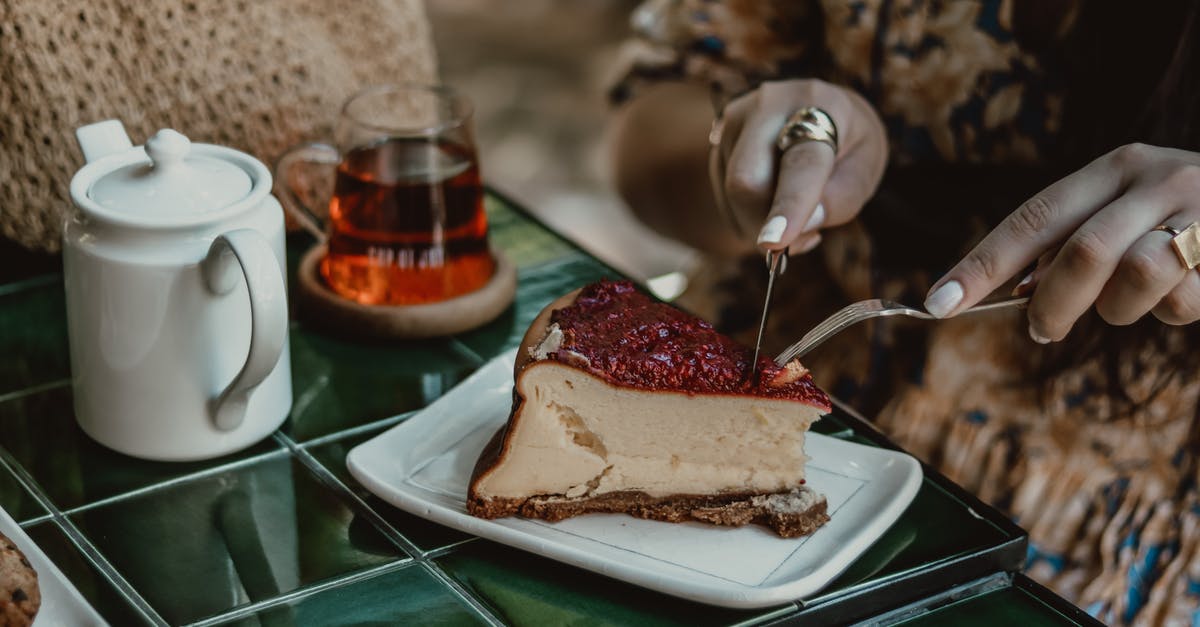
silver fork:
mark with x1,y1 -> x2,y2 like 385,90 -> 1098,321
773,295 -> 1030,365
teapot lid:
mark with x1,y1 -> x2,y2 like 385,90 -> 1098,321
87,129 -> 252,218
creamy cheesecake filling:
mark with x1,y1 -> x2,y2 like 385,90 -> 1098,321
473,360 -> 823,501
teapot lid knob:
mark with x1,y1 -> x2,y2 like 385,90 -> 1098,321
145,129 -> 191,170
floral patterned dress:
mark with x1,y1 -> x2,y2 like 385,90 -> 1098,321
615,1 -> 1200,624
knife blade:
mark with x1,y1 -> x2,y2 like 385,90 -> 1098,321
750,247 -> 788,381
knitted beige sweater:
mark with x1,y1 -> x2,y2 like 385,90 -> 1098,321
0,0 -> 437,252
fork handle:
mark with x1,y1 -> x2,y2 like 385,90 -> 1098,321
773,295 -> 1030,366
963,295 -> 1030,313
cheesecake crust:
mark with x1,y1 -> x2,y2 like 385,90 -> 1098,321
468,487 -> 829,539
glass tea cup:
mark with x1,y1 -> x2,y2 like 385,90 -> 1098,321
277,84 -> 493,305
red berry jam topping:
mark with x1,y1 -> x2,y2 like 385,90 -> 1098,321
545,280 -> 830,409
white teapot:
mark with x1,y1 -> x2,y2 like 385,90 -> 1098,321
65,120 -> 292,461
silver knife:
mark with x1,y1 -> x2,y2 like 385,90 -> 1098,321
750,247 -> 788,380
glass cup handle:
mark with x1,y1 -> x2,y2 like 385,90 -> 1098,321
201,230 -> 289,432
274,142 -> 340,243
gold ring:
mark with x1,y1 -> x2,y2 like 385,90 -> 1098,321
776,107 -> 839,155
1155,222 -> 1200,270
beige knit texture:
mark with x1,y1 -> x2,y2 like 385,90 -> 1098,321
0,0 -> 437,252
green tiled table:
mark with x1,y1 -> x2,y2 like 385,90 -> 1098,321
0,192 -> 1100,626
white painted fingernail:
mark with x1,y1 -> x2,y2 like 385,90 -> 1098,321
924,280 -> 963,318
802,203 -> 825,232
757,215 -> 788,244
1016,273 -> 1034,289
1029,325 -> 1051,344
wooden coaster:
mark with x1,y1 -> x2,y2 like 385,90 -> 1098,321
296,244 -> 517,339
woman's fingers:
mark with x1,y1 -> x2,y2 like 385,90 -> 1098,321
921,142 -> 1200,339
716,79 -> 875,252
1153,269 -> 1200,325
820,138 -> 886,230
924,148 -> 1131,318
1024,192 -> 1168,341
818,88 -> 887,230
1095,223 -> 1189,326
793,232 -> 822,254
724,94 -> 786,227
1012,250 -> 1055,296
757,140 -> 835,248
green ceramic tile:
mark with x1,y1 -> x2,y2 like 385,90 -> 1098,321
221,563 -> 486,627
306,430 -> 474,552
23,521 -> 149,626
0,277 -> 70,395
0,385 -> 282,512
437,540 -> 789,627
455,255 -> 616,360
485,194 -> 579,269
70,453 -> 408,625
0,459 -> 44,523
817,477 -> 1009,600
895,585 -> 1081,627
284,329 -> 481,442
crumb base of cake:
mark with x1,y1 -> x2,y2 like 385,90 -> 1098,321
467,486 -> 829,539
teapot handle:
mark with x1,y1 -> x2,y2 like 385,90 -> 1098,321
274,142 -> 341,243
201,230 -> 289,432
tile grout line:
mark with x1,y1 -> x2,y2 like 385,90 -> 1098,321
271,432 -> 507,627
729,602 -> 803,627
272,432 -> 425,558
183,559 -> 420,627
59,447 -> 292,518
845,572 -> 1012,627
52,517 -> 170,627
0,378 -> 71,405
16,513 -> 53,529
420,560 -> 507,627
0,449 -> 169,627
291,410 -> 418,450
420,537 -> 479,561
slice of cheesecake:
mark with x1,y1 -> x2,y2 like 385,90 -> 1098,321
467,280 -> 831,538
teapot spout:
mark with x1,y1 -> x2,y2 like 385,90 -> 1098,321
76,120 -> 133,163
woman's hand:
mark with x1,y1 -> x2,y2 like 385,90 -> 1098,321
711,79 -> 888,253
925,144 -> 1200,341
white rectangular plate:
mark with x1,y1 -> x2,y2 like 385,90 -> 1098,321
0,507 -> 108,626
348,349 -> 922,609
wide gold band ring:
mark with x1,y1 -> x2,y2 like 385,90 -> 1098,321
1154,222 -> 1200,270
776,106 -> 839,155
